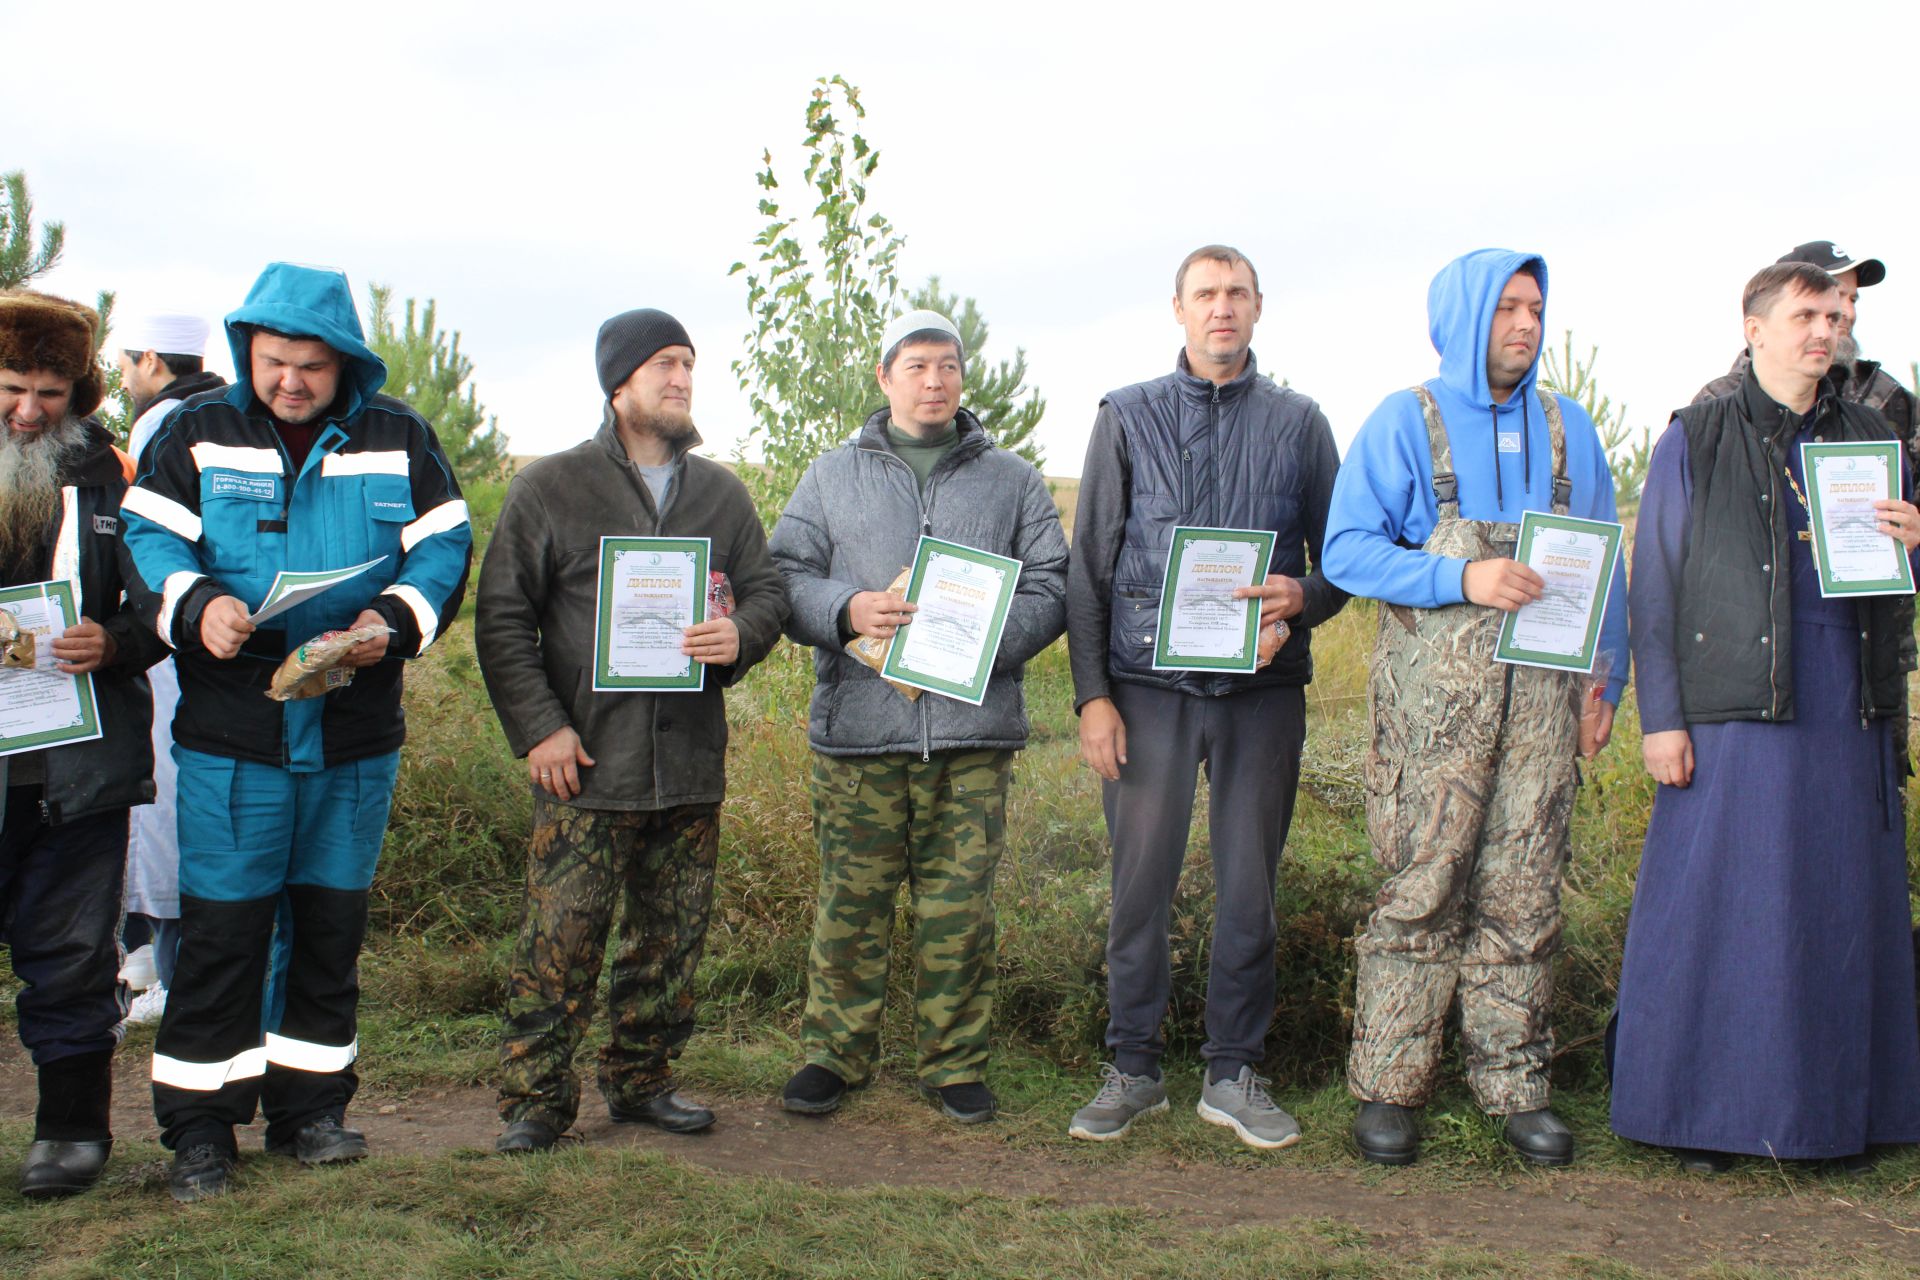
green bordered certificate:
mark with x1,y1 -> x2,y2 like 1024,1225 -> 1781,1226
1801,441 -> 1915,598
1151,526 -> 1277,673
1495,511 -> 1624,673
879,536 -> 1023,705
0,579 -> 103,757
592,536 -> 710,692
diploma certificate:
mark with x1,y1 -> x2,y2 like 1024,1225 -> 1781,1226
592,537 -> 709,692
880,537 -> 1023,705
1151,527 -> 1277,673
1495,511 -> 1624,673
0,580 -> 103,757
248,556 -> 387,625
1802,442 -> 1915,597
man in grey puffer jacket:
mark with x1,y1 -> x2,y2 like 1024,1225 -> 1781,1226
769,309 -> 1067,1124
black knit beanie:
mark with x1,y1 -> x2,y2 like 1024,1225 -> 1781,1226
596,309 -> 695,398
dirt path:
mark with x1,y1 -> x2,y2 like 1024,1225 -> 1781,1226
5,1048 -> 1917,1277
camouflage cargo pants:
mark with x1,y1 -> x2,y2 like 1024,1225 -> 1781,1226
802,749 -> 1012,1087
497,796 -> 719,1130
1347,514 -> 1582,1116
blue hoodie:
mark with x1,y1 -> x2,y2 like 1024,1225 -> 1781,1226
1323,248 -> 1628,701
221,261 -> 387,420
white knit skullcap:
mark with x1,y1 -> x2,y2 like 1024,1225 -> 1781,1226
880,309 -> 963,361
118,311 -> 211,357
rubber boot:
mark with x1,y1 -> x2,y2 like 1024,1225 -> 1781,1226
22,1050 -> 113,1198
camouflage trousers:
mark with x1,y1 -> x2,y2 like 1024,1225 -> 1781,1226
802,749 -> 1012,1087
1347,533 -> 1582,1115
497,796 -> 719,1130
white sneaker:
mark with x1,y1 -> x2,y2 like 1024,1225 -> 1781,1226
125,984 -> 168,1025
119,944 -> 158,991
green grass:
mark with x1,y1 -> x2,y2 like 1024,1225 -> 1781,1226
3,1117 -> 1908,1280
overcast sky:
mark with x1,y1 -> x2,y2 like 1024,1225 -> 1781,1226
13,1 -> 1918,475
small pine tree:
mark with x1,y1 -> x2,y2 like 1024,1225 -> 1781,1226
0,171 -> 63,289
1,169 -> 128,441
1539,331 -> 1651,508
365,285 -> 509,498
901,277 -> 1045,471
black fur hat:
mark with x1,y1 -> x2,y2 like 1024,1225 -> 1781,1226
0,290 -> 105,417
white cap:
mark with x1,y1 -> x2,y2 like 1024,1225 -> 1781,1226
880,309 -> 963,362
118,311 -> 211,357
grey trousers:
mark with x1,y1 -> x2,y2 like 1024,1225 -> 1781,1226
1100,681 -> 1307,1076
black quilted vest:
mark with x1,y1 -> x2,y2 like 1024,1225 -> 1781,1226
1675,374 -> 1915,725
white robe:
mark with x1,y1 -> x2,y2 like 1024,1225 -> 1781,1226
123,398 -> 184,919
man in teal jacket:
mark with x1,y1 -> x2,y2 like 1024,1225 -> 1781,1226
122,263 -> 472,1201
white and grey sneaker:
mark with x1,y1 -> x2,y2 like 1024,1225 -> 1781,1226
1068,1063 -> 1168,1141
124,983 -> 168,1025
1197,1065 -> 1300,1150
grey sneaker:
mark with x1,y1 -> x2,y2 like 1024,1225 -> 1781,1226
1197,1065 -> 1300,1150
1067,1063 -> 1168,1141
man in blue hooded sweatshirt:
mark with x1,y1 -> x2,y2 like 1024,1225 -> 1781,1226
121,263 -> 473,1201
1323,249 -> 1627,1168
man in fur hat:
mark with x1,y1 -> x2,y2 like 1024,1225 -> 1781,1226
0,290 -> 167,1198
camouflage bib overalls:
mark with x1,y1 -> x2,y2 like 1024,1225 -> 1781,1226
1346,386 -> 1583,1115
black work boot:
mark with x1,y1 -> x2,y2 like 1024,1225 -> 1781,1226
1352,1101 -> 1420,1166
169,1134 -> 238,1203
23,1051 -> 114,1198
267,1115 -> 369,1165
495,1118 -> 562,1155
20,1140 -> 113,1199
1503,1108 -> 1575,1167
608,1088 -> 715,1134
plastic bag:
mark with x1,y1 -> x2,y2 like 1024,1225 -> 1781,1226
267,622 -> 395,701
844,567 -> 920,701
1254,618 -> 1290,671
0,609 -> 32,670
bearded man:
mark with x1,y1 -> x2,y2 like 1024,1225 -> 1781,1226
0,290 -> 166,1198
475,308 -> 790,1152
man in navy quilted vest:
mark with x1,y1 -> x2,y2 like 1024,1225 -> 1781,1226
1064,245 -> 1347,1150
122,263 -> 472,1201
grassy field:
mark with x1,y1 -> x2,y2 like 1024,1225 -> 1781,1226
5,528 -> 1920,1276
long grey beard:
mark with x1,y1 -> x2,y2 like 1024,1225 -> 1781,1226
0,416 -> 86,567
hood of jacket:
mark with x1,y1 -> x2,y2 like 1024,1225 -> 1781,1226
1428,248 -> 1549,409
222,262 -> 386,420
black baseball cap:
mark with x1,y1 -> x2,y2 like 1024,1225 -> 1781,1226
1777,240 -> 1886,287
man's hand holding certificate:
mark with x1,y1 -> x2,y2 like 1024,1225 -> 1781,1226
1152,526 -> 1277,673
0,581 -> 104,757
1495,511 -> 1624,674
880,537 -> 1023,705
593,536 -> 711,692
1801,442 -> 1919,597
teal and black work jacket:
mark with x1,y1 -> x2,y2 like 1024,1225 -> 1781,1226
122,263 -> 473,772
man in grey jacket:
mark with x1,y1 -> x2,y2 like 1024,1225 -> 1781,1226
1065,246 -> 1347,1150
476,308 -> 789,1153
769,309 -> 1068,1124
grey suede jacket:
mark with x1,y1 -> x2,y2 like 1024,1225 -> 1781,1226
770,408 -> 1068,758
475,417 -> 789,809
